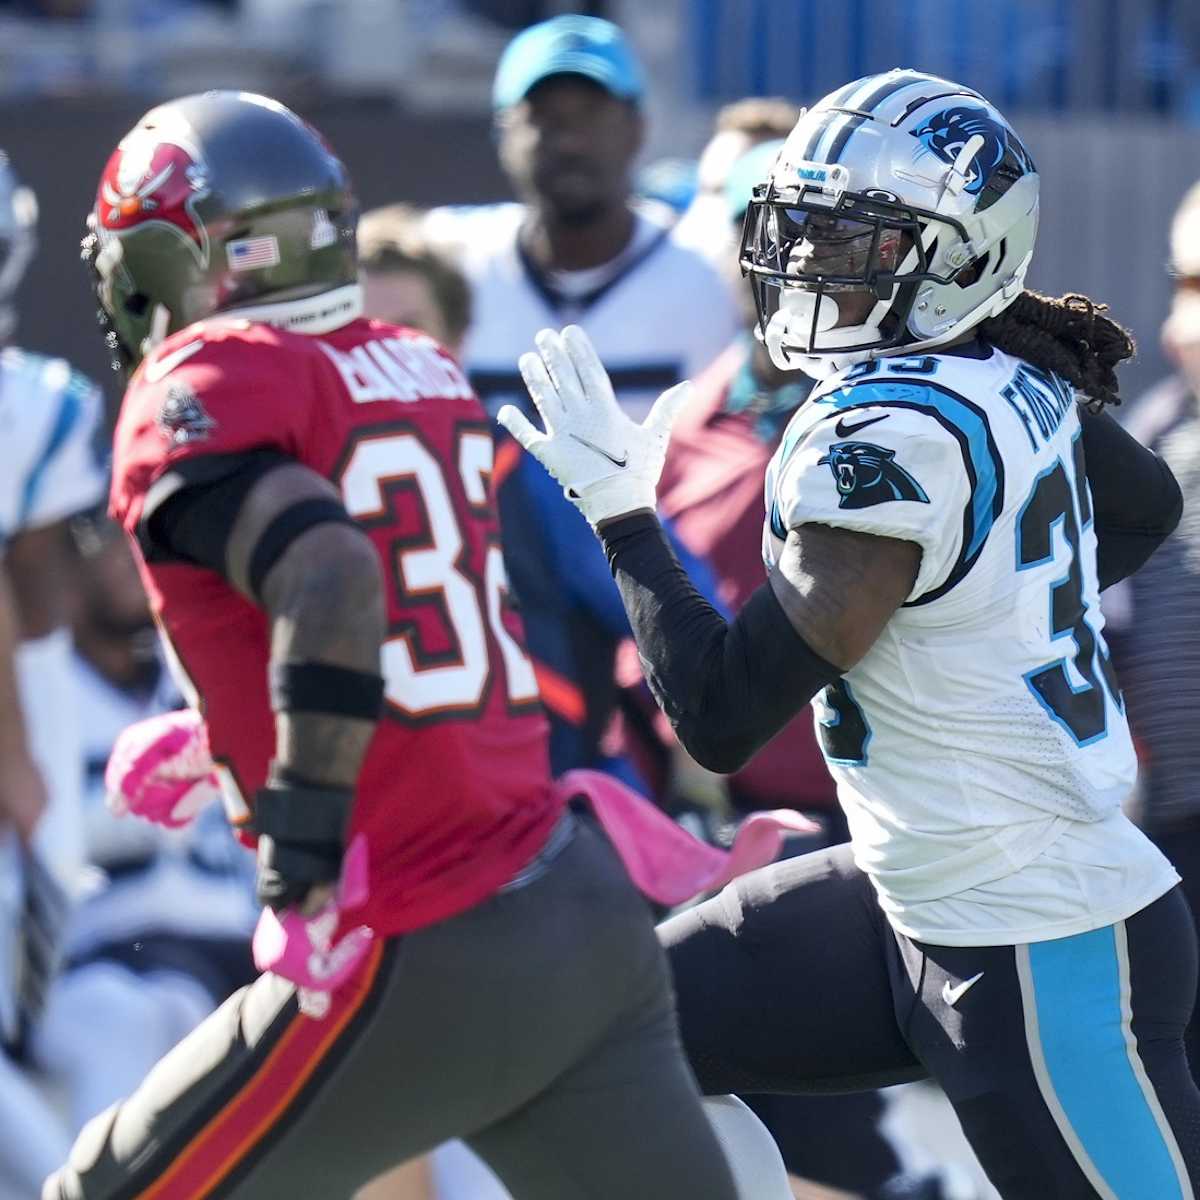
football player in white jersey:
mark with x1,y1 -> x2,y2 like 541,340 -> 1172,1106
0,149 -> 104,1199
502,71 -> 1199,1198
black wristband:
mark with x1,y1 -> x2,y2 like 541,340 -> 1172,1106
253,774 -> 353,846
269,661 -> 385,720
249,498 -> 359,599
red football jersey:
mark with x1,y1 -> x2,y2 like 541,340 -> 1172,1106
111,315 -> 562,935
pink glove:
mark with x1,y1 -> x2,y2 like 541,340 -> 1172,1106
104,709 -> 221,829
252,833 -> 375,1019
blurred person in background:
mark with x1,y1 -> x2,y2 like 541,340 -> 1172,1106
1115,180 -> 1200,1079
32,508 -> 258,1134
672,96 -> 801,267
625,136 -> 955,1200
358,204 -> 472,358
0,147 -> 105,1199
422,13 -> 738,420
422,14 -> 734,780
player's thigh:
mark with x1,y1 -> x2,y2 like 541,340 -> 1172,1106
467,982 -> 738,1200
903,888 -> 1200,1199
659,842 -> 925,1095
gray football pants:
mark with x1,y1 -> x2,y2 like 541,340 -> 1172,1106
45,815 -> 738,1200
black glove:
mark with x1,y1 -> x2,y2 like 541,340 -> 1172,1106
252,769 -> 353,912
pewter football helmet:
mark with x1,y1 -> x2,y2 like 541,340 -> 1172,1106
740,69 -> 1040,377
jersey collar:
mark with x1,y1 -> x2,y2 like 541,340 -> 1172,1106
224,284 -> 364,335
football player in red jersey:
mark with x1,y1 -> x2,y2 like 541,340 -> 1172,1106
45,91 -> 742,1200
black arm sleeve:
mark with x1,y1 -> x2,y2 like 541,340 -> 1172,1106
140,451 -> 358,599
139,449 -> 294,571
599,512 -> 842,774
1080,407 -> 1183,590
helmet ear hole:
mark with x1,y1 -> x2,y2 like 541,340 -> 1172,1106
991,238 -> 1008,273
124,292 -> 149,318
954,255 -> 988,289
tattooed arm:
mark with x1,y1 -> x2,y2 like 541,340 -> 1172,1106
144,459 -> 385,908
220,464 -> 386,789
599,513 -> 919,773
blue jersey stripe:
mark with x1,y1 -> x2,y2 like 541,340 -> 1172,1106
816,381 -> 1005,604
18,379 -> 84,527
1025,927 -> 1188,1199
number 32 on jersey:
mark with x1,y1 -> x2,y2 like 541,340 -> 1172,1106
338,426 -> 539,720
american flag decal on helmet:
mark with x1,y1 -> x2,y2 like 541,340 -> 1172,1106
226,235 -> 281,271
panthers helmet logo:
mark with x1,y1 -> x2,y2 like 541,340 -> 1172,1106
910,105 -> 1034,197
818,440 -> 930,509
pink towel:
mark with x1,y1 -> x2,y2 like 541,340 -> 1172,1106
558,768 -> 817,906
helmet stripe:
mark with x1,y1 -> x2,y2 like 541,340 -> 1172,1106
799,108 -> 845,161
809,73 -> 894,162
824,71 -> 930,163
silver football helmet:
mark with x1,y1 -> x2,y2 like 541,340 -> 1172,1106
0,151 -> 37,343
740,69 -> 1040,378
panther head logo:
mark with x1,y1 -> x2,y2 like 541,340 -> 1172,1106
910,105 -> 1034,198
818,441 -> 930,509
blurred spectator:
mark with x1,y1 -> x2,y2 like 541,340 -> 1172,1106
0,144 -> 104,1200
32,510 -> 257,1131
359,204 -> 473,355
420,14 -> 734,779
672,96 -> 800,266
1116,179 -> 1200,1075
423,13 -> 739,420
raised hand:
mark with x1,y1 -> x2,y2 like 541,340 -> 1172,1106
497,325 -> 691,528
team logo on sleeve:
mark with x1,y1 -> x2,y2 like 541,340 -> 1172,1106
818,440 -> 930,509
156,383 -> 215,446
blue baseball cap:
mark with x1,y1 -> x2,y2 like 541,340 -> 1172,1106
724,139 -> 786,221
492,15 -> 645,111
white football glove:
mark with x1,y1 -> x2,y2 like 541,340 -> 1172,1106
497,325 -> 691,528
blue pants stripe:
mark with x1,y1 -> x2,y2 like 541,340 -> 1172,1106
1018,924 -> 1191,1199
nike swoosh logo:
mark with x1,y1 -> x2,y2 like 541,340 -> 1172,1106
569,432 -> 628,468
835,413 -> 889,438
941,971 -> 985,1007
142,339 -> 204,383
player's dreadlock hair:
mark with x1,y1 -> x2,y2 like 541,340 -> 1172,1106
978,290 -> 1135,411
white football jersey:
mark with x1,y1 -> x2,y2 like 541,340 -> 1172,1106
422,202 -> 740,421
0,347 -> 106,886
764,345 -> 1177,945
0,346 -> 105,543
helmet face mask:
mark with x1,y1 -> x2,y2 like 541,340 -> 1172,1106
741,183 -> 972,365
737,71 -> 1040,377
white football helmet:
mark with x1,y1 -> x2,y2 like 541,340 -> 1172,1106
740,69 -> 1040,378
0,151 -> 37,343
